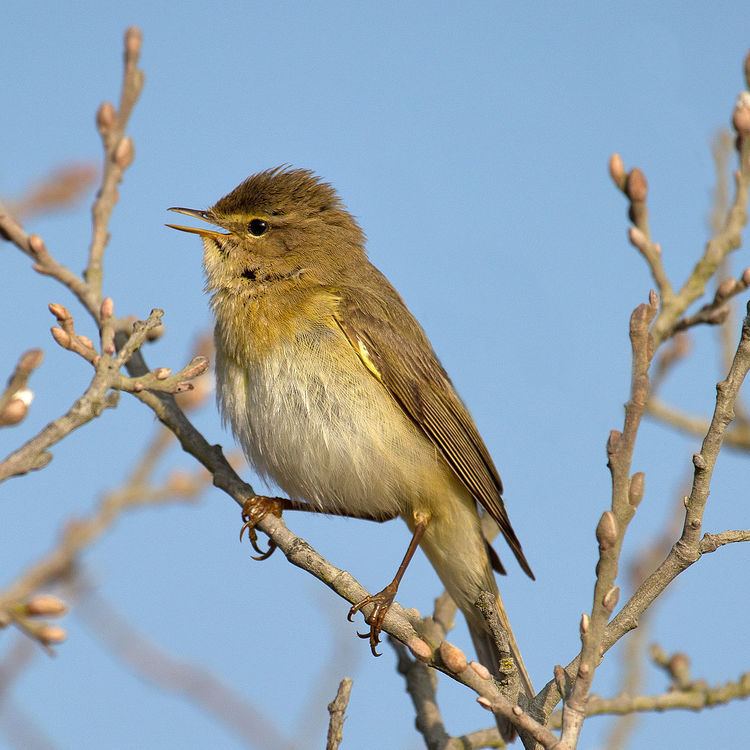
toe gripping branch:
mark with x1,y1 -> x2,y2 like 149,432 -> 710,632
347,517 -> 428,656
240,496 -> 285,560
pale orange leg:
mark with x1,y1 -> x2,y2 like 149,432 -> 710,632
240,496 -> 398,559
348,518 -> 429,656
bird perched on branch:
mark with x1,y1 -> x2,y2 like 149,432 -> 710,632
168,167 -> 534,740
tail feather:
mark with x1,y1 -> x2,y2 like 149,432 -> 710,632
417,506 -> 532,743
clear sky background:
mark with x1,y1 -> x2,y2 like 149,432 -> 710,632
1,2 -> 749,749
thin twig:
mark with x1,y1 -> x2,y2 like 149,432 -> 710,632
326,678 -> 353,750
0,349 -> 43,427
84,27 -> 144,303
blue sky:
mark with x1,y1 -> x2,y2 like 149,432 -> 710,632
1,2 -> 749,748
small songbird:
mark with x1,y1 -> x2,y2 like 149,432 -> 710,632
168,167 -> 534,739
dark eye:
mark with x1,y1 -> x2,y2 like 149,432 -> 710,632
248,218 -> 269,236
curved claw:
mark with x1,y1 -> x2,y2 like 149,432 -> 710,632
347,586 -> 396,657
251,539 -> 277,561
239,496 -> 283,561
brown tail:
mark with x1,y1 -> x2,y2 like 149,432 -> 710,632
466,589 -> 533,742
416,505 -> 532,742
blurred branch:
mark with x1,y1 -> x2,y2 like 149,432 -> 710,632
0,349 -> 43,428
0,425 -> 209,646
325,678 -> 353,750
77,586 -> 288,750
8,164 -> 97,220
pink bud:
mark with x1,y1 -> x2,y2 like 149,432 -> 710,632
100,297 -> 114,320
439,640 -> 468,674
125,26 -> 143,57
596,511 -> 618,551
608,153 -> 625,187
37,624 -> 67,645
626,168 -> 648,202
51,327 -> 71,348
28,234 -> 46,256
96,102 -> 116,131
0,398 -> 28,426
48,303 -> 69,321
470,661 -> 491,680
407,637 -> 432,662
114,137 -> 134,169
25,595 -> 67,617
733,94 -> 750,135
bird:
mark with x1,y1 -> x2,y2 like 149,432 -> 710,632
167,167 -> 534,740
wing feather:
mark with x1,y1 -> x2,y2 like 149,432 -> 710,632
334,282 -> 533,580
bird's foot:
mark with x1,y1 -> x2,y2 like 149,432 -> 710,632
240,496 -> 284,560
347,581 -> 398,657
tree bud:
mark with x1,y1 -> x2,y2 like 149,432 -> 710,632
125,26 -> 142,57
96,102 -> 116,131
609,153 -> 625,188
439,640 -> 467,674
114,137 -> 134,169
51,327 -> 71,348
25,595 -> 67,617
470,661 -> 491,680
626,168 -> 648,202
37,624 -> 67,645
407,637 -> 432,662
596,511 -> 618,550
0,398 -> 28,426
733,93 -> 750,136
628,472 -> 645,507
602,585 -> 621,612
28,234 -> 46,256
100,297 -> 114,320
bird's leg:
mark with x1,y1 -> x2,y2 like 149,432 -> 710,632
348,514 -> 429,656
240,496 -> 398,560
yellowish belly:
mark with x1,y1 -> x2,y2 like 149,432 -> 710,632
216,322 -> 447,519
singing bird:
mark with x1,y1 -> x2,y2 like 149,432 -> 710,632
168,168 -> 534,739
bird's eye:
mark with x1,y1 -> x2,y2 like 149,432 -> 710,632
248,218 -> 269,236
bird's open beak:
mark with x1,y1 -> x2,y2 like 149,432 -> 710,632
166,207 -> 230,239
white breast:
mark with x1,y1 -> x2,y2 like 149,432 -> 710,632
215,324 -> 442,519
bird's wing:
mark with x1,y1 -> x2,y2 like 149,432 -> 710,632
333,281 -> 533,579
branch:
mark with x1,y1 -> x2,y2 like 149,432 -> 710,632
556,294 -> 657,749
326,678 -> 353,750
0,349 -> 43,427
646,396 -> 750,450
77,586 -> 288,750
6,163 -> 96,220
85,27 -> 144,303
535,305 -> 750,725
548,672 -> 750,725
0,426 -> 208,645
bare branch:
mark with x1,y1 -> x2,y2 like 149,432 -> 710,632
0,349 -> 43,427
85,27 -> 144,303
326,678 -> 353,750
556,294 -> 657,749
78,586 -> 288,750
7,163 -> 97,220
